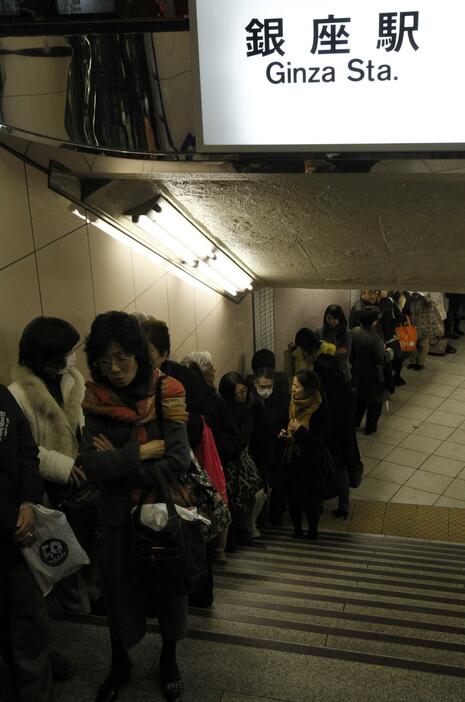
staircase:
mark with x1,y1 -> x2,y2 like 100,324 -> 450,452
182,528 -> 465,699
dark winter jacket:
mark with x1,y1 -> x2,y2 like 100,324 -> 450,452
321,382 -> 361,471
201,384 -> 240,466
0,385 -> 43,559
350,326 -> 390,403
161,359 -> 208,450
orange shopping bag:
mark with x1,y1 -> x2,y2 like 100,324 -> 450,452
396,316 -> 417,353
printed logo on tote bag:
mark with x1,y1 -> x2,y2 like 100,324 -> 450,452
39,539 -> 69,567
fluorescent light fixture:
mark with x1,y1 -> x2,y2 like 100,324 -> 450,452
126,195 -> 255,299
149,196 -> 215,260
197,260 -> 238,297
136,214 -> 198,266
167,265 -> 214,292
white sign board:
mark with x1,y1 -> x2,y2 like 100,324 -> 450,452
190,0 -> 465,152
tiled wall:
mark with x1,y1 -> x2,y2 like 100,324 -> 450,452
0,148 -> 254,386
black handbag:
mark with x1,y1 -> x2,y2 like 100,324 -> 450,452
129,377 -> 208,594
130,466 -> 208,595
347,459 -> 364,489
313,440 -> 346,500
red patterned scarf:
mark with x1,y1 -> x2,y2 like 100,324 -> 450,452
82,369 -> 188,444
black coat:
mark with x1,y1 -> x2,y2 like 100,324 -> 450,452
0,385 -> 43,559
287,398 -> 333,503
351,326 -> 389,403
257,387 -> 290,466
201,385 -> 240,466
322,382 -> 361,471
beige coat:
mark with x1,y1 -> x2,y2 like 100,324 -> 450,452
9,364 -> 85,484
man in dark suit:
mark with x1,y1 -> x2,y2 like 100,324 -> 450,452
0,384 -> 53,702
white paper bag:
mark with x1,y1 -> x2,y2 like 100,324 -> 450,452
21,504 -> 90,596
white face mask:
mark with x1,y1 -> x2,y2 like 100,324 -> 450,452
257,387 -> 273,399
66,352 -> 77,369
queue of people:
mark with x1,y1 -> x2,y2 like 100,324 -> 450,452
1,290 -> 464,702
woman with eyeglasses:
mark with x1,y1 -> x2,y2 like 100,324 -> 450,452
79,311 -> 190,702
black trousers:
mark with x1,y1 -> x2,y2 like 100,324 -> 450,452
354,396 -> 383,434
446,294 -> 465,331
0,553 -> 53,702
288,497 -> 321,537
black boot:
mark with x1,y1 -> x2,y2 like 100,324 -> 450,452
95,642 -> 132,702
159,642 -> 183,702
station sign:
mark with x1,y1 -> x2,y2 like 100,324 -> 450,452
190,0 -> 464,151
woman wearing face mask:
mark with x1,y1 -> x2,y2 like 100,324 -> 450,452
9,316 -> 93,616
218,372 -> 264,548
80,312 -> 190,702
253,368 -> 290,527
283,370 -> 333,540
320,304 -> 352,381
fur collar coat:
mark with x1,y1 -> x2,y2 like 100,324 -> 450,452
9,364 -> 85,484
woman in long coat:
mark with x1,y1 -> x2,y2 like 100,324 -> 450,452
285,369 -> 333,540
80,311 -> 190,702
350,307 -> 392,435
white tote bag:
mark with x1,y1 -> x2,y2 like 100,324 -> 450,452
22,504 -> 90,596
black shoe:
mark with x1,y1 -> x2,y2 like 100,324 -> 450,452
292,530 -> 305,539
447,331 -> 460,339
160,660 -> 183,701
394,376 -> 406,386
332,508 -> 349,520
446,343 -> 458,354
306,530 -> 318,541
95,662 -> 132,702
454,328 -> 465,336
50,650 -> 74,682
414,363 -> 424,371
364,428 -> 377,435
406,363 -> 416,369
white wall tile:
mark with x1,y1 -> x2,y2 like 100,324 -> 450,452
166,272 -> 197,353
36,226 -> 95,341
0,150 -> 34,268
0,254 -> 42,384
88,223 -> 135,314
135,275 -> 169,323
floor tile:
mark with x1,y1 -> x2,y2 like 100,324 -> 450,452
357,439 -> 393,461
426,410 -> 464,428
433,372 -> 465,387
443,478 -> 465,501
435,495 -> 465,509
390,486 -> 438,505
419,454 -> 465,477
416,383 -> 453,398
383,446 -> 427,469
408,393 -> 445,410
368,461 -> 416,485
404,470 -> 452,495
397,434 -> 442,454
362,427 -> 409,447
390,388 -> 416,403
391,404 -> 433,421
358,456 -> 379,474
434,441 -> 465,462
438,398 -> 465,416
381,415 -> 422,433
351,477 -> 400,501
448,387 -> 465,402
445,428 -> 465,446
412,422 -> 455,440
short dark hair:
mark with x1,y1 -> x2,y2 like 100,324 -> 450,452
295,328 -> 320,353
85,311 -> 152,384
323,304 -> 347,333
254,367 -> 275,381
19,317 -> 80,378
251,349 -> 276,373
313,354 -> 344,386
360,307 -> 380,327
218,371 -> 247,404
138,316 -> 171,356
295,369 -> 320,395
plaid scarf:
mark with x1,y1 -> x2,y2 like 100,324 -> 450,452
82,369 -> 188,444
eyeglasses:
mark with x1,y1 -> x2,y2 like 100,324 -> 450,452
96,353 -> 135,372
